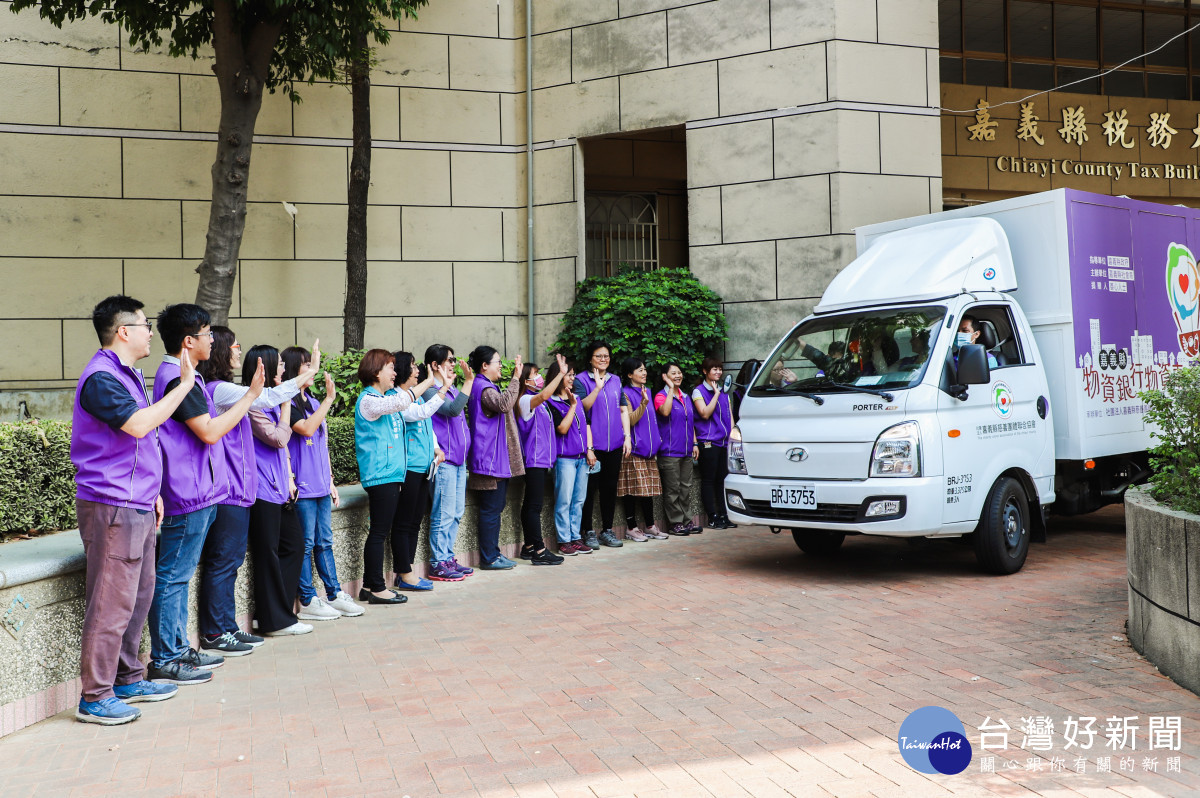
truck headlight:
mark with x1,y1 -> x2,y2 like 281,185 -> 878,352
728,425 -> 747,475
870,421 -> 921,477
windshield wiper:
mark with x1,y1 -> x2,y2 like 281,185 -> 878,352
812,376 -> 895,402
754,384 -> 825,405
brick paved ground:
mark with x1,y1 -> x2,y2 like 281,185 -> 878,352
1,506 -> 1197,797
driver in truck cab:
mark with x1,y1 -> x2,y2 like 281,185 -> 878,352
796,339 -> 859,380
956,315 -> 999,368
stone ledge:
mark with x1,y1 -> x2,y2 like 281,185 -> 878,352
1125,487 -> 1200,697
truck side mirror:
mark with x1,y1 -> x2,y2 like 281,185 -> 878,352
956,344 -> 991,385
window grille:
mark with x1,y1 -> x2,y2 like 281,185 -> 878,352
584,193 -> 659,278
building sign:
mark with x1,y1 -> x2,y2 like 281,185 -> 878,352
943,85 -> 1200,199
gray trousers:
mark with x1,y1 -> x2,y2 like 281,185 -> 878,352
77,499 -> 157,702
656,454 -> 694,525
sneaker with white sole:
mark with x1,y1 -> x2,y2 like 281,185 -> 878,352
328,591 -> 364,617
298,596 -> 341,621
113,680 -> 178,703
264,621 -> 314,636
200,631 -> 253,657
76,697 -> 140,725
147,658 -> 212,685
232,630 -> 265,647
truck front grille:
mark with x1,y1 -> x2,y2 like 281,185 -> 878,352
741,500 -> 861,524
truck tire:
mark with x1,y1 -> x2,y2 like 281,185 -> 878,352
792,529 -> 845,555
973,477 -> 1030,575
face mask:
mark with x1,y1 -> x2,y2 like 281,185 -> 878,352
956,332 -> 973,347
532,375 -> 545,390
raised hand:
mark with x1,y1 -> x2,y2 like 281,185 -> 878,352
179,349 -> 196,387
323,370 -> 336,399
555,352 -> 568,373
249,358 -> 266,397
662,372 -> 673,389
512,354 -> 523,378
309,338 -> 321,373
641,386 -> 649,405
459,358 -> 473,380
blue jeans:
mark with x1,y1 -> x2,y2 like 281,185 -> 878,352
553,456 -> 589,544
199,504 -> 250,637
150,504 -> 218,666
429,461 -> 468,564
296,496 -> 341,603
476,479 -> 509,563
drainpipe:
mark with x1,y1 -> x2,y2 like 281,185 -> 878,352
525,0 -> 535,358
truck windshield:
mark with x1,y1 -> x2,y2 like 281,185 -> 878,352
750,306 -> 946,395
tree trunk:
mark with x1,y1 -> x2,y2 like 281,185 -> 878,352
194,2 -> 283,325
344,31 -> 371,351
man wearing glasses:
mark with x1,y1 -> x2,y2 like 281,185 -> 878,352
71,296 -> 198,724
147,304 -> 265,687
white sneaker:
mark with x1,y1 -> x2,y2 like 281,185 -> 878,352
297,597 -> 340,621
328,591 -> 364,617
265,621 -> 314,636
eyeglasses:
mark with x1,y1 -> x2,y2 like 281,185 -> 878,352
231,343 -> 242,350
121,322 -> 153,332
593,354 -> 611,360
189,331 -> 215,339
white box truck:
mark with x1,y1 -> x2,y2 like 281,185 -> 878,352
725,188 -> 1200,573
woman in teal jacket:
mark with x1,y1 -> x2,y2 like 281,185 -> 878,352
353,349 -> 448,604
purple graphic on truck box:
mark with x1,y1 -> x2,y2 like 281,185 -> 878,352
1065,193 -> 1196,435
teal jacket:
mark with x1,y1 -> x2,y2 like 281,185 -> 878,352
354,387 -> 407,487
404,392 -> 437,474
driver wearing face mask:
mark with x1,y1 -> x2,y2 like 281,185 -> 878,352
956,315 -> 999,368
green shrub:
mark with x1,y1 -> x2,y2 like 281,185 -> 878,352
1140,365 -> 1200,515
552,268 -> 727,375
313,348 -> 366,419
0,420 -> 77,538
328,417 -> 359,486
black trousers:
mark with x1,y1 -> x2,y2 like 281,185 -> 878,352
580,447 -> 622,534
247,500 -> 305,634
394,470 -> 429,576
697,443 -> 729,518
521,467 -> 549,549
363,482 -> 402,592
623,495 -> 655,529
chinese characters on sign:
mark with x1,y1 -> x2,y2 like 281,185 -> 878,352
976,715 -> 1184,774
965,100 -> 1200,182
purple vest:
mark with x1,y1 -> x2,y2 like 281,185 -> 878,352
153,359 -> 221,516
575,372 -> 624,452
252,405 -> 290,505
693,383 -> 733,446
71,349 -> 163,511
546,396 -> 587,458
466,376 -> 511,479
205,381 -> 257,508
656,388 -> 695,458
430,384 -> 470,467
516,393 -> 556,470
288,393 -> 331,499
623,385 -> 661,459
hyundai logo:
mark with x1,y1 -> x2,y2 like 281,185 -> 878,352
786,447 -> 809,462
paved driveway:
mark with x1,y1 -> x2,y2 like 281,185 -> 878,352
1,506 -> 1196,797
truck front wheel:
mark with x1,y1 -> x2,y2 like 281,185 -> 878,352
973,477 -> 1030,574
792,529 -> 845,555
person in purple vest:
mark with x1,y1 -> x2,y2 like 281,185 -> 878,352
515,356 -> 569,566
148,303 -> 265,686
243,344 -> 312,637
196,328 -> 314,656
72,295 -> 197,725
692,356 -> 735,530
543,360 -> 594,556
573,342 -> 632,550
466,346 -> 524,570
616,357 -> 667,541
655,362 -> 699,536
281,346 -> 364,620
390,350 -> 449,592
422,344 -> 475,582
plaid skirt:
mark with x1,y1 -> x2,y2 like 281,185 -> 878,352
616,453 -> 663,497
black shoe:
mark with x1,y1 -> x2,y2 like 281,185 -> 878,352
232,630 -> 265,647
719,514 -> 736,529
357,587 -> 408,604
147,659 -> 212,686
529,547 -> 565,566
180,646 -> 223,670
666,523 -> 690,536
518,544 -> 537,561
200,632 -> 253,657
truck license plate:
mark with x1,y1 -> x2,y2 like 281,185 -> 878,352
770,484 -> 818,510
